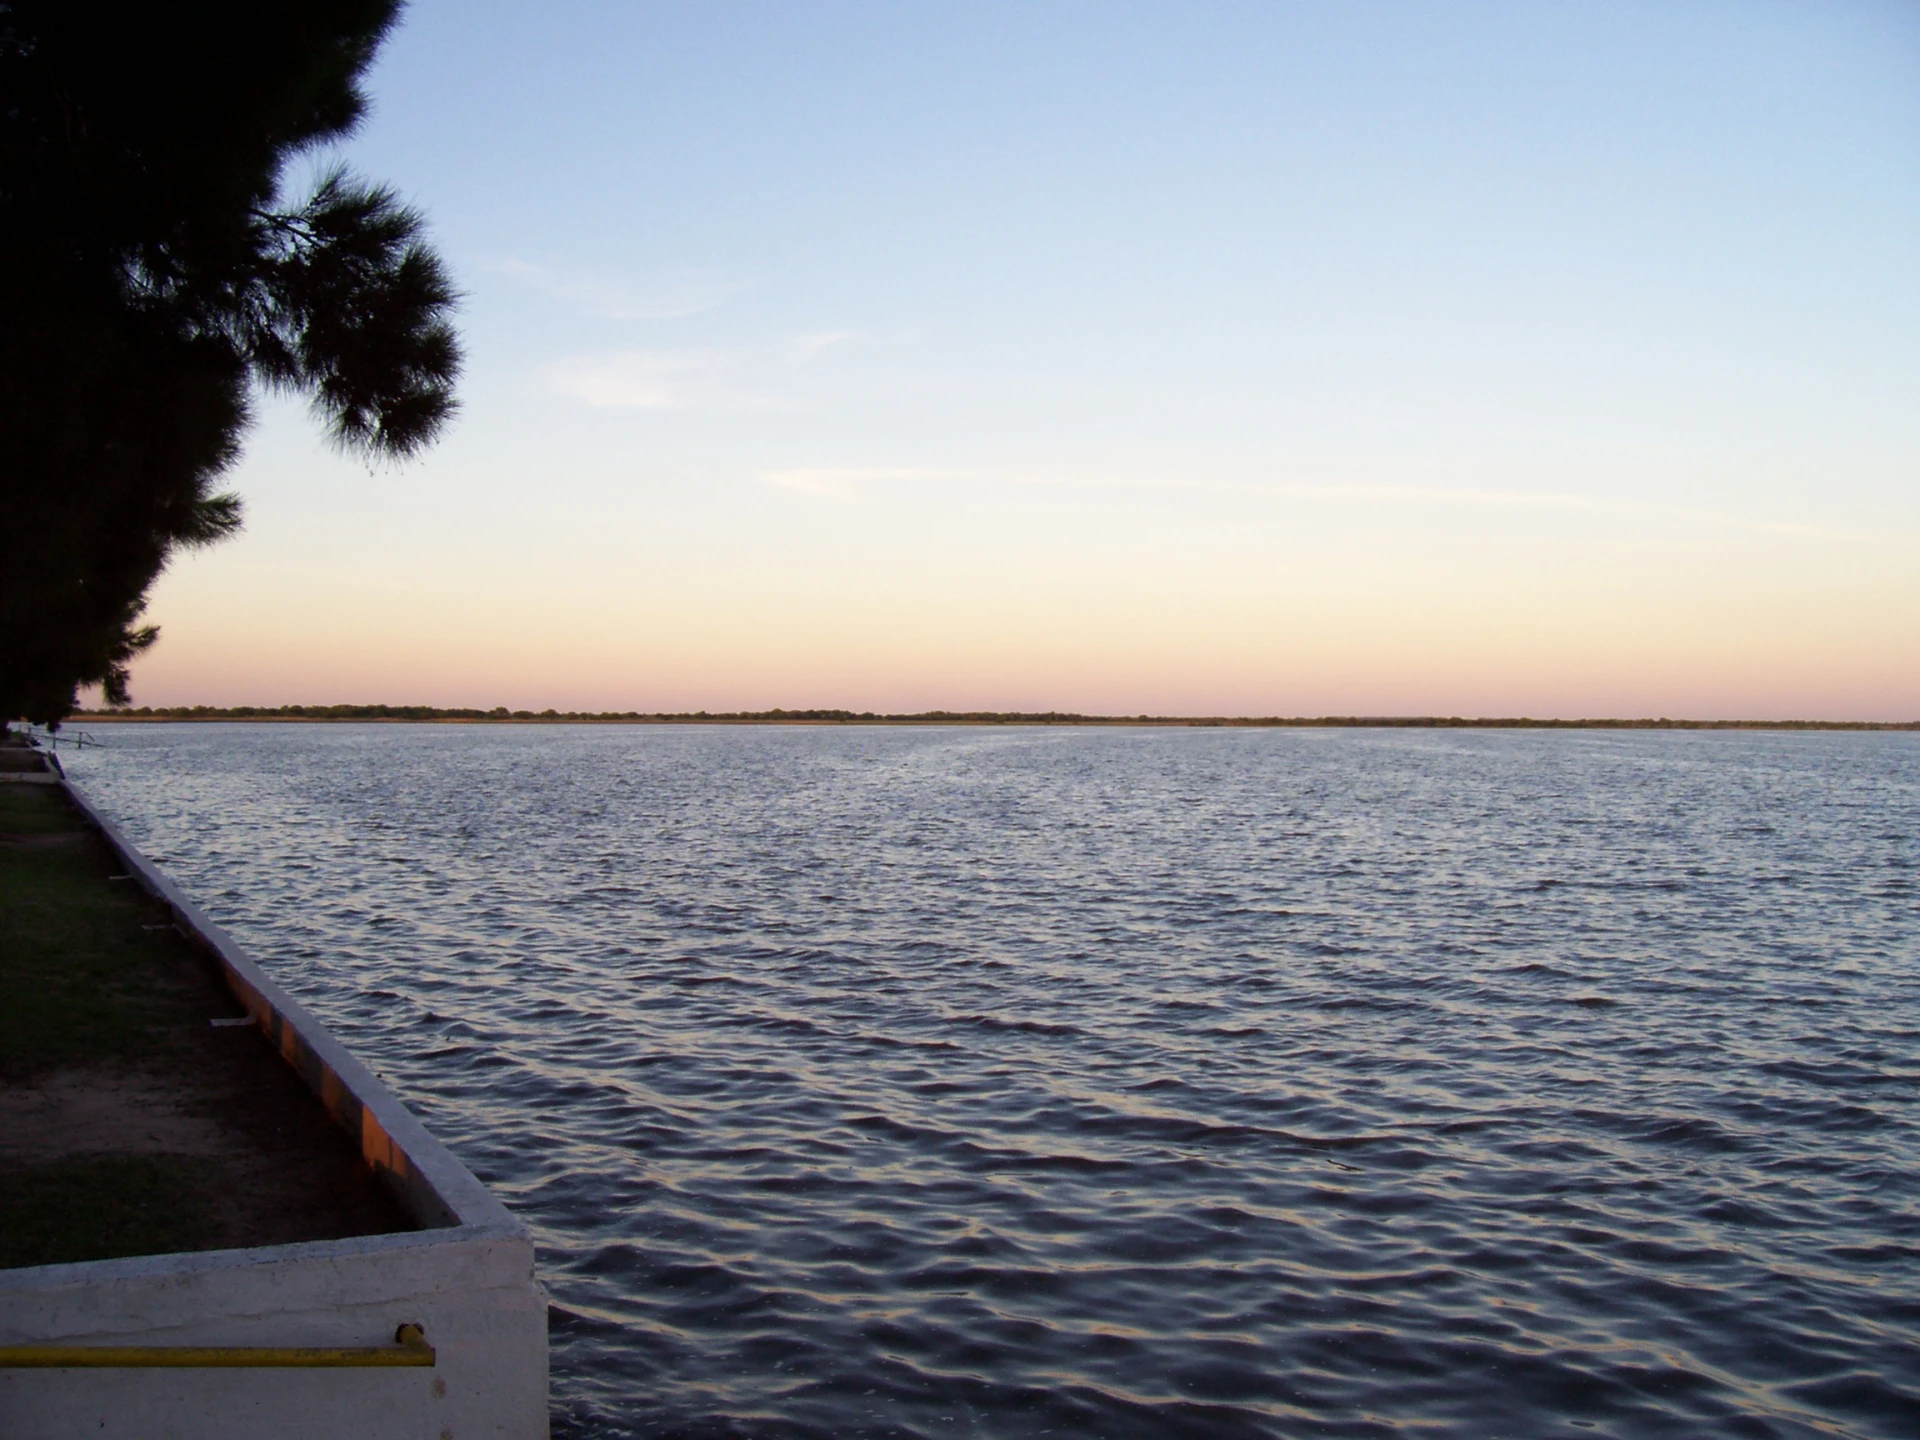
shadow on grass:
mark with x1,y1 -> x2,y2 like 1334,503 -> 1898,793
0,1153 -> 223,1268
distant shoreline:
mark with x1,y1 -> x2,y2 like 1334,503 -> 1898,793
66,707 -> 1920,731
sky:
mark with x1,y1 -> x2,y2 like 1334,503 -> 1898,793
119,1 -> 1920,719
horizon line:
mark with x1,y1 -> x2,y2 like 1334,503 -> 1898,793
58,706 -> 1920,732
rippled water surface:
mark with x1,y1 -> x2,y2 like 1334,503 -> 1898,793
61,724 -> 1920,1438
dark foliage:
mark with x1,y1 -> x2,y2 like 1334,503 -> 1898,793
0,1 -> 459,724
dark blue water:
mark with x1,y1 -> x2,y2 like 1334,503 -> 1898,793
61,724 -> 1920,1439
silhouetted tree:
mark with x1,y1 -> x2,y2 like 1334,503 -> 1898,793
0,1 -> 459,724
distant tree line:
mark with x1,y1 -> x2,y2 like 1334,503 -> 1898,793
70,706 -> 1920,730
1,2 -> 459,727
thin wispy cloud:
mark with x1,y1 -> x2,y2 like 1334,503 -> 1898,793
543,349 -> 787,411
544,350 -> 694,409
757,463 -> 1913,549
1281,482 -> 1915,550
761,466 -> 953,499
487,257 -> 753,322
790,331 -> 855,358
545,334 -> 861,412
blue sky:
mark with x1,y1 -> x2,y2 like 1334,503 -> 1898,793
133,1 -> 1920,716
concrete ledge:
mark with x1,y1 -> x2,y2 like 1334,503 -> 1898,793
0,1231 -> 547,1438
0,775 -> 549,1439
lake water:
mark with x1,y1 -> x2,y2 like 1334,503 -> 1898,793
59,723 -> 1920,1439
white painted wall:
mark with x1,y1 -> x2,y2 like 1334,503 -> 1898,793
0,1227 -> 548,1439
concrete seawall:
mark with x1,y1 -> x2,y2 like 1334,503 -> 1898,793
1,770 -> 549,1439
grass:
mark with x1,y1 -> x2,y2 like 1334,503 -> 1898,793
0,785 -> 79,833
0,1154 -> 223,1268
0,785 -> 233,1267
1,774 -> 418,1268
0,786 -> 205,1080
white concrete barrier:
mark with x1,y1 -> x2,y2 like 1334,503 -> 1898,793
0,778 -> 550,1439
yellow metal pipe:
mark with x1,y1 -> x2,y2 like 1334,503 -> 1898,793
0,1323 -> 434,1368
